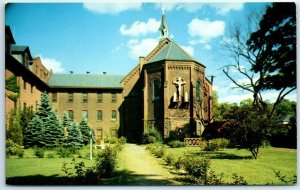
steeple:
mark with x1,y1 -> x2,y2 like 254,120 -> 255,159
159,8 -> 168,40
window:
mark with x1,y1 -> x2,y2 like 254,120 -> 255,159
111,110 -> 117,121
30,85 -> 34,93
111,93 -> 116,103
23,80 -> 26,90
82,110 -> 88,120
82,91 -> 88,103
97,110 -> 103,121
97,92 -> 103,103
68,110 -> 74,121
68,92 -> 73,102
153,79 -> 160,100
111,129 -> 117,138
52,92 -> 57,102
196,81 -> 200,102
97,128 -> 103,139
35,65 -> 38,75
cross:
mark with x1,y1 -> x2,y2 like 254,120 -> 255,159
173,77 -> 186,98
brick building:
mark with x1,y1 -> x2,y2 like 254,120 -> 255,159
5,13 -> 212,142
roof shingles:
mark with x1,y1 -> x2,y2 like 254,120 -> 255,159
48,74 -> 124,88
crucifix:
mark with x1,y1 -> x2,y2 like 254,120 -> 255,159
173,77 -> 186,100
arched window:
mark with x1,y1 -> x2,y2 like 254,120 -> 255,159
153,79 -> 160,100
196,81 -> 200,102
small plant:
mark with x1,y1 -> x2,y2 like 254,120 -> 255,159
34,148 -> 45,158
94,146 -> 118,177
273,170 -> 297,185
205,138 -> 230,151
164,153 -> 175,165
6,139 -> 24,158
230,173 -> 248,185
168,140 -> 187,148
47,153 -> 55,158
56,147 -> 72,158
118,136 -> 127,145
142,127 -> 162,144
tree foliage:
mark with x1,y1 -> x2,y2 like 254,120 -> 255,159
79,118 -> 91,145
65,122 -> 83,149
43,111 -> 64,149
23,115 -> 44,148
6,109 -> 23,145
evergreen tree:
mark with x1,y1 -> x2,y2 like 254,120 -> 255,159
65,122 -> 83,149
79,118 -> 91,145
23,115 -> 44,148
37,91 -> 52,124
6,109 -> 23,145
61,112 -> 72,139
20,107 -> 34,142
43,111 -> 64,149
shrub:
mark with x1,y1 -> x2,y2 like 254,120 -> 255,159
164,153 -> 175,165
182,153 -> 211,179
174,157 -> 183,170
94,146 -> 118,177
199,139 -> 208,150
142,127 -> 162,144
6,139 -> 24,158
168,140 -> 187,148
118,136 -> 127,145
34,148 -> 45,158
206,138 -> 229,151
56,147 -> 72,158
147,144 -> 166,158
47,153 -> 55,158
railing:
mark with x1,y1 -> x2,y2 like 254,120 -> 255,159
184,138 -> 201,147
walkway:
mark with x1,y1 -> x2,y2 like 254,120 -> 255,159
116,143 -> 178,185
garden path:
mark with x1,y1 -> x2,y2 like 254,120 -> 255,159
117,143 -> 178,185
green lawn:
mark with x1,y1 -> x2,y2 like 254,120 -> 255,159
165,146 -> 297,185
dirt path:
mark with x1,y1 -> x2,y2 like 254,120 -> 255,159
117,143 -> 178,185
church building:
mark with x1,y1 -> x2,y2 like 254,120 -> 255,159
5,13 -> 213,143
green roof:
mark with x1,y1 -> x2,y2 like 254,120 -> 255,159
147,40 -> 199,64
10,45 -> 33,60
48,74 -> 124,89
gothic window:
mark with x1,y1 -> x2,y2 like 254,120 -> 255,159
153,79 -> 160,100
196,81 -> 200,102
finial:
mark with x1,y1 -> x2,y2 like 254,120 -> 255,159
162,6 -> 165,15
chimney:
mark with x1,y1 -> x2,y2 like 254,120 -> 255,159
103,72 -> 107,75
86,71 -> 90,74
70,71 -> 74,74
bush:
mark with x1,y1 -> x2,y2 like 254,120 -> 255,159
182,153 -> 211,179
168,140 -> 187,148
34,148 -> 45,158
118,136 -> 127,145
56,147 -> 72,158
199,140 -> 208,150
174,157 -> 183,170
94,146 -> 118,177
164,153 -> 175,165
47,153 -> 55,158
146,144 -> 166,158
142,127 -> 162,144
6,139 -> 24,158
206,138 -> 229,151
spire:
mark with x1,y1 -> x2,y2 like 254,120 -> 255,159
159,8 -> 168,40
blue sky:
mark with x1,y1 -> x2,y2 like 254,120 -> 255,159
5,2 -> 296,103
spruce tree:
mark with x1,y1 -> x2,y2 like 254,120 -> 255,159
79,118 -> 91,145
23,115 -> 44,148
43,111 -> 64,149
6,109 -> 23,145
66,122 -> 83,149
37,91 -> 52,124
61,112 -> 72,139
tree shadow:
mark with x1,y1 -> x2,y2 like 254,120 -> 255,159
190,151 -> 253,160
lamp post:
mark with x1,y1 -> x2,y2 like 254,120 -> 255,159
90,130 -> 93,160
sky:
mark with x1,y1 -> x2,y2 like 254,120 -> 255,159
5,1 -> 297,104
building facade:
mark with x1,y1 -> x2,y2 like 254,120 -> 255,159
5,13 -> 212,142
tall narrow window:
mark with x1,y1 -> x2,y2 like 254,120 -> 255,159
97,92 -> 103,103
52,92 -> 57,102
196,81 -> 200,102
153,79 -> 160,100
82,110 -> 88,120
111,93 -> 116,103
82,91 -> 88,103
35,101 -> 38,111
68,110 -> 74,121
111,110 -> 117,121
97,110 -> 103,121
97,128 -> 103,139
68,92 -> 73,102
30,85 -> 34,93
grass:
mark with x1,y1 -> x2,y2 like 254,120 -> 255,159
165,146 -> 297,185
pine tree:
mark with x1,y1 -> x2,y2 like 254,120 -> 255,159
43,111 -> 64,149
61,112 -> 72,139
65,122 -> 83,149
37,91 -> 52,124
23,115 -> 44,148
6,109 -> 23,145
79,118 -> 91,145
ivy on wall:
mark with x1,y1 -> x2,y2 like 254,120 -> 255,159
5,75 -> 20,101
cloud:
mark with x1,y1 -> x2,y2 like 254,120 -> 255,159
120,18 -> 160,37
39,55 -> 64,73
188,18 -> 225,40
211,3 -> 244,15
180,45 -> 194,56
155,3 -> 244,15
204,44 -> 212,50
83,3 -> 141,14
127,38 -> 158,59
